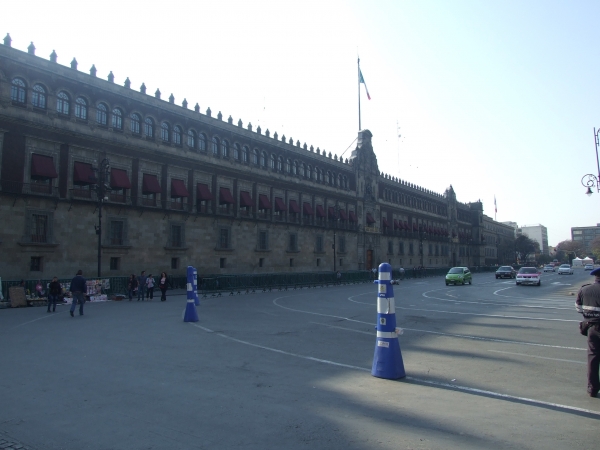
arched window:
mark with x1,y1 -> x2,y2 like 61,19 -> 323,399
96,103 -> 108,125
130,113 -> 141,134
261,151 -> 267,167
212,137 -> 220,155
32,84 -> 46,109
233,143 -> 241,160
270,154 -> 276,169
338,174 -> 342,187
187,130 -> 196,149
327,171 -> 332,185
301,164 -> 306,177
56,91 -> 70,115
293,161 -> 298,175
307,166 -> 312,179
277,157 -> 283,171
198,133 -> 207,151
222,140 -> 229,158
75,97 -> 87,120
242,146 -> 249,162
316,168 -> 321,182
112,108 -> 123,130
161,123 -> 170,142
173,126 -> 182,145
11,78 -> 26,104
286,159 -> 291,173
144,117 -> 154,138
252,149 -> 259,165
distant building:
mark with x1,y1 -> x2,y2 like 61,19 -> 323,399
571,224 -> 600,256
518,224 -> 549,255
482,216 -> 516,265
501,221 -> 518,237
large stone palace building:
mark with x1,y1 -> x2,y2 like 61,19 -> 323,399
0,34 -> 511,279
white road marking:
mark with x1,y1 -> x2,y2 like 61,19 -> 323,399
309,320 -> 586,351
487,350 -> 585,365
189,322 -> 599,417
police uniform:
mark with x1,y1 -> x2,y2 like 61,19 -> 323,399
576,267 -> 600,397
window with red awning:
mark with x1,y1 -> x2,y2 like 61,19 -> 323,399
303,202 -> 313,216
274,197 -> 286,212
171,179 -> 189,198
110,168 -> 132,189
142,174 -> 161,194
240,191 -> 253,207
31,154 -> 58,179
258,194 -> 271,210
219,187 -> 234,204
289,199 -> 300,213
196,183 -> 213,201
73,161 -> 95,185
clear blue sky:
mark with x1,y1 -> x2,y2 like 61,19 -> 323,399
2,0 -> 598,247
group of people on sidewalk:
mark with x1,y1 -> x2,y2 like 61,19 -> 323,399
127,271 -> 170,302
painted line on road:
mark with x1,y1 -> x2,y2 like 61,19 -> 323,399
189,322 -> 600,418
487,350 -> 585,365
309,320 -> 586,351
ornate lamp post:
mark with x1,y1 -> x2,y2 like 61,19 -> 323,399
92,158 -> 110,277
582,128 -> 600,196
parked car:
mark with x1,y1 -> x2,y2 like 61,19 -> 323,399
516,267 -> 541,286
495,266 -> 516,279
557,264 -> 574,275
584,264 -> 594,271
445,267 -> 472,286
543,265 -> 555,272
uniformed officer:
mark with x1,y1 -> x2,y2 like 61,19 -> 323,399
576,267 -> 600,397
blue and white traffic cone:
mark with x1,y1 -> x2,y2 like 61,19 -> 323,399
193,267 -> 200,306
183,265 -> 199,322
372,263 -> 405,379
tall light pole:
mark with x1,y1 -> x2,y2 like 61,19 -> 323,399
92,158 -> 110,277
581,128 -> 600,196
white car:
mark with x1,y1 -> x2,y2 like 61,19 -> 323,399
557,264 -> 574,275
516,267 -> 541,286
543,265 -> 555,272
584,264 -> 594,271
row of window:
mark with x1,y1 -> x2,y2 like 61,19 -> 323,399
10,77 -> 349,188
382,187 -> 447,216
385,241 -> 451,257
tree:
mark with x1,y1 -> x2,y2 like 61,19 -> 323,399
514,235 -> 539,264
555,239 -> 586,263
590,236 -> 600,260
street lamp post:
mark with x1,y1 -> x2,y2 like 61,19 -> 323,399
581,128 -> 600,196
92,158 -> 110,277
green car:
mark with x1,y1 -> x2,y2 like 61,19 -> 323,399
445,267 -> 472,286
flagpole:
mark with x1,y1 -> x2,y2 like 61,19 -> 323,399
358,57 -> 361,131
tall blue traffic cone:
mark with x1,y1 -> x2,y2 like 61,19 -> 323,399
371,263 -> 405,379
183,265 -> 199,322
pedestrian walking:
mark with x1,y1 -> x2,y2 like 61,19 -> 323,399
137,270 -> 147,301
336,271 -> 341,285
576,267 -> 600,398
47,276 -> 61,313
146,273 -> 155,300
69,270 -> 87,317
158,272 -> 169,301
127,274 -> 138,301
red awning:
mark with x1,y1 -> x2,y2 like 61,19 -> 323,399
259,194 -> 271,210
240,191 -> 253,207
382,218 -> 389,228
274,197 -> 286,212
110,168 -> 131,189
339,209 -> 347,220
219,187 -> 234,204
303,202 -> 314,216
142,174 -> 161,194
73,162 -> 95,185
196,183 -> 213,201
171,179 -> 189,198
393,219 -> 399,229
328,207 -> 337,219
349,211 -> 357,222
31,154 -> 58,178
316,205 -> 325,218
289,199 -> 300,213
413,223 -> 418,231
366,213 -> 375,224
404,221 -> 409,230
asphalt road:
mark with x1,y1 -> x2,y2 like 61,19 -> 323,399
1,269 -> 598,450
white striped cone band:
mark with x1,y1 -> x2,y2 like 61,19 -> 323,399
378,272 -> 391,281
187,282 -> 193,291
377,331 -> 398,339
377,297 -> 395,314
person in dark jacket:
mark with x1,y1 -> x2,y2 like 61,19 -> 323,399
576,267 -> 600,397
127,274 -> 138,301
69,270 -> 87,317
158,272 -> 169,302
137,271 -> 147,301
47,276 -> 61,313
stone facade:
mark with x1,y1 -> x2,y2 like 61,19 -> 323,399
0,37 -> 508,279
